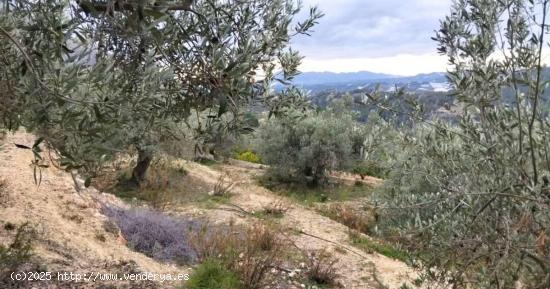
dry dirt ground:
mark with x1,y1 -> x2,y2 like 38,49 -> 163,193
0,131 -> 419,289
0,132 -> 188,289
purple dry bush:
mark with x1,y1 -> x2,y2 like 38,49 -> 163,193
101,205 -> 200,264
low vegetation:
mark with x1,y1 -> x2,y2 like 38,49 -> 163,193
211,174 -> 236,198
305,250 -> 340,287
189,222 -> 285,289
101,206 -> 200,264
0,223 -> 36,279
255,201 -> 290,219
261,179 -> 373,205
185,259 -> 242,289
95,157 -> 230,210
234,150 -> 261,164
99,204 -> 303,287
349,231 -> 409,263
319,203 -> 377,234
352,161 -> 388,180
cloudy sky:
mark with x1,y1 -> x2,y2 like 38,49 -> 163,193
293,0 -> 452,76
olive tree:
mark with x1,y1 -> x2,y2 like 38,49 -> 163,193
0,0 -> 322,185
257,104 -> 356,187
373,0 -> 550,287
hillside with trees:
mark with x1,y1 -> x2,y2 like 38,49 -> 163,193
1,0 -> 549,289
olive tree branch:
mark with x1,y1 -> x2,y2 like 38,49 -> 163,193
528,0 -> 548,185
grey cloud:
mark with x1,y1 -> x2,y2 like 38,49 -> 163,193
292,0 -> 451,59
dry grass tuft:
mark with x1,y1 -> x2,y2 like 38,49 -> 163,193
189,222 -> 284,289
260,200 -> 290,218
210,173 -> 235,197
245,223 -> 279,252
306,249 -> 340,286
188,223 -> 237,263
235,223 -> 283,289
320,203 -> 376,234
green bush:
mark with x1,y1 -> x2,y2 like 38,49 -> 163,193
256,108 -> 354,187
352,160 -> 389,179
234,150 -> 261,164
185,259 -> 241,289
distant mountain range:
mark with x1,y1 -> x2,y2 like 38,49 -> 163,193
290,71 -> 448,93
289,68 -> 550,124
293,71 -> 397,85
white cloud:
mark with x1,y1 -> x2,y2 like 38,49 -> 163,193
293,0 -> 452,74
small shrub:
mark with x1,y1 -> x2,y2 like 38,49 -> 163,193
352,161 -> 388,179
185,259 -> 241,289
352,166 -> 370,180
256,109 -> 355,187
258,201 -> 289,219
233,224 -> 283,289
101,206 -> 200,264
234,150 -> 261,164
189,222 -> 283,289
0,222 -> 35,278
188,224 -> 239,263
245,223 -> 278,252
320,203 -> 376,234
306,249 -> 339,286
211,174 -> 235,197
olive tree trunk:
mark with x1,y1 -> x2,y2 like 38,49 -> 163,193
130,148 -> 152,186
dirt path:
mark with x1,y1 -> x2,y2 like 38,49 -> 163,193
180,161 -> 419,289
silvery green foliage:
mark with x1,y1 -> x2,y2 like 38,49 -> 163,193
352,112 -> 400,178
375,0 -> 550,287
0,0 -> 321,178
256,106 -> 354,186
